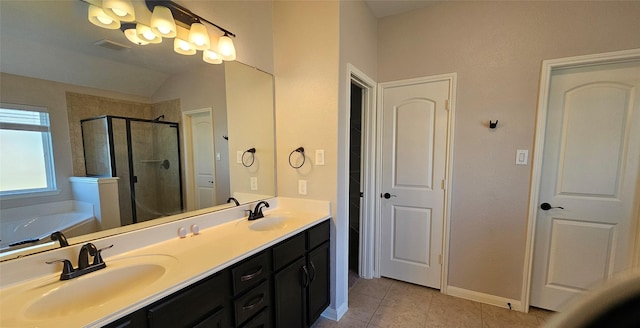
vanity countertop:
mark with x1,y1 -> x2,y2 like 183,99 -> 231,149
0,197 -> 331,328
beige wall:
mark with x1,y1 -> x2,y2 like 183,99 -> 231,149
273,0 -> 341,311
378,1 -> 640,299
226,62 -> 276,198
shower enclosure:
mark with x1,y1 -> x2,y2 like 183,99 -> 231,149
81,115 -> 183,225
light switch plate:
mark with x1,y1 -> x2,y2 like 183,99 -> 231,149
236,151 -> 243,164
250,177 -> 258,190
316,149 -> 325,166
516,150 -> 528,165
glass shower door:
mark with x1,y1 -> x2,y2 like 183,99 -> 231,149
130,120 -> 182,222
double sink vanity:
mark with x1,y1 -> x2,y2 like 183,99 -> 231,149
0,197 -> 331,327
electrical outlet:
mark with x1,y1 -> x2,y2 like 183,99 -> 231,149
250,177 -> 258,191
315,149 -> 325,166
298,180 -> 307,195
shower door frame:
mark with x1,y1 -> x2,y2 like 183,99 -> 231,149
81,115 -> 184,224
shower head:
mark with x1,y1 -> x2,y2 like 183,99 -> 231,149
153,115 -> 165,122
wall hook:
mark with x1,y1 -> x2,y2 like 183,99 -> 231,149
489,120 -> 498,129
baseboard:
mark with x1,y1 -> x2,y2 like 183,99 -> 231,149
446,285 -> 524,312
321,300 -> 348,321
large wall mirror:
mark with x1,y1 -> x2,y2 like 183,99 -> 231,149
0,0 -> 276,260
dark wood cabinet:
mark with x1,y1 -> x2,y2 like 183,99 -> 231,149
273,220 -> 330,328
102,219 -> 330,328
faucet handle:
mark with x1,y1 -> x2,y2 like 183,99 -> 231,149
93,244 -> 113,265
245,209 -> 256,221
46,259 -> 74,275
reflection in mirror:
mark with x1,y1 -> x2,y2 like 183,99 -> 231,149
0,1 -> 275,260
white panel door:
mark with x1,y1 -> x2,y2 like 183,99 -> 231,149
531,60 -> 640,311
191,113 -> 216,210
380,79 -> 450,288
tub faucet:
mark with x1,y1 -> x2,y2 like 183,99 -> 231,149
247,201 -> 270,221
50,231 -> 69,247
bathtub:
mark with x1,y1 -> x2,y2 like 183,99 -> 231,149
0,200 -> 98,251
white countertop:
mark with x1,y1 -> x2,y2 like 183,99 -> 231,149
0,197 -> 331,327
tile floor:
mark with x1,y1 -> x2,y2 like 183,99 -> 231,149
312,274 -> 555,328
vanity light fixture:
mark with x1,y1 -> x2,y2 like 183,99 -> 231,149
88,5 -> 120,29
121,23 -> 149,45
136,23 -> 162,44
174,37 -> 195,55
82,0 -> 237,64
102,0 -> 135,22
150,5 -> 176,38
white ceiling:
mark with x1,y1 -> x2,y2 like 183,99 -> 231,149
364,0 -> 441,18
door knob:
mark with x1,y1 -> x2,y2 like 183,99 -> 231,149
381,193 -> 397,199
540,203 -> 564,211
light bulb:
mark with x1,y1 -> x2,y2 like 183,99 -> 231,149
150,6 -> 176,38
217,35 -> 236,61
136,24 -> 162,44
174,38 -> 195,55
97,15 -> 113,25
203,49 -> 222,64
188,23 -> 210,50
102,0 -> 135,22
88,5 -> 120,29
123,24 -> 149,45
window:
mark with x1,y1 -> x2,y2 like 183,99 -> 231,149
0,103 -> 57,196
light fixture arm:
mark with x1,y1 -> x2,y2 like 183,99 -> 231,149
145,0 -> 236,38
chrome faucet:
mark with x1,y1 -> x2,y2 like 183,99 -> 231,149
46,243 -> 112,280
247,201 -> 270,221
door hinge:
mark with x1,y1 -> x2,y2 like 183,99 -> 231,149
438,254 -> 442,265
441,179 -> 446,190
445,99 -> 450,111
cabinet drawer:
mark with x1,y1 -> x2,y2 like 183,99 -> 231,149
307,220 -> 330,251
147,270 -> 230,328
232,251 -> 270,296
234,281 -> 270,326
272,232 -> 305,271
239,307 -> 271,328
193,307 -> 225,328
102,310 -> 146,328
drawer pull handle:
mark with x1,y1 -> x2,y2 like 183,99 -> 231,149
242,294 -> 265,311
240,267 -> 263,281
309,261 -> 316,282
301,265 -> 310,288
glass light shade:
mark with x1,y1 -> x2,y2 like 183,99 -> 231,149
136,24 -> 162,44
188,23 -> 210,50
102,0 -> 135,22
150,6 -> 176,38
217,35 -> 236,61
88,5 -> 120,29
203,49 -> 222,64
174,38 -> 196,55
123,25 -> 149,45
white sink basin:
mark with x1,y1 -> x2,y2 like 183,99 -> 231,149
4,254 -> 177,322
249,216 -> 287,231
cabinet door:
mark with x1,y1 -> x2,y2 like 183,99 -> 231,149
273,257 -> 306,327
307,242 -> 330,326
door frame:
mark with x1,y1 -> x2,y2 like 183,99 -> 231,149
375,73 -> 457,292
181,108 -> 215,212
521,48 -> 640,311
343,64 -> 378,279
